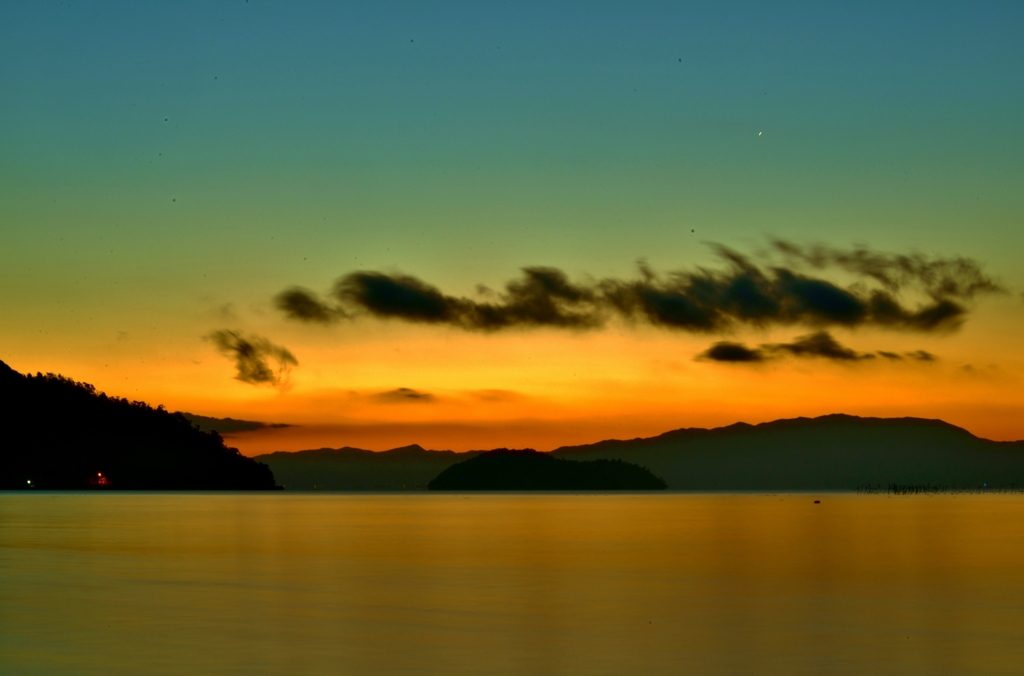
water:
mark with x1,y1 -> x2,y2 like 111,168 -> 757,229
2,493 -> 1023,675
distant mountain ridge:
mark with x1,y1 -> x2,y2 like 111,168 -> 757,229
551,414 -> 1024,490
258,414 -> 1024,491
575,415 -> 984,446
256,445 -> 482,490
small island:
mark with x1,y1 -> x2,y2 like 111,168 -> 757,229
427,449 -> 667,491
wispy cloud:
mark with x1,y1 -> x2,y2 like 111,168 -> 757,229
878,350 -> 937,362
207,330 -> 297,386
698,331 -> 940,364
373,387 -> 437,403
768,240 -> 1004,300
766,331 -> 876,361
179,413 -> 293,434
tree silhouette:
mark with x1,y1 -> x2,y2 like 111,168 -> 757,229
0,360 -> 278,490
428,449 -> 667,490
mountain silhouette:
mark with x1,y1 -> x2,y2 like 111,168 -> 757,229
258,415 -> 1024,491
256,445 -> 480,490
552,414 -> 1024,490
0,361 -> 279,490
427,449 -> 667,490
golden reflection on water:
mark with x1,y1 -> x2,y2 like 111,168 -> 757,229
2,493 -> 1023,675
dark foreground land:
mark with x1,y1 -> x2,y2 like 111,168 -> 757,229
0,361 -> 278,490
428,449 -> 667,491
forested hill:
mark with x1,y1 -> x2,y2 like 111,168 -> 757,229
0,360 -> 278,490
428,449 -> 667,491
551,414 -> 1024,490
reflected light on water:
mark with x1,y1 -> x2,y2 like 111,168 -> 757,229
2,493 -> 1023,675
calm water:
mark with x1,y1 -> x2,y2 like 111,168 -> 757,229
2,493 -> 1024,675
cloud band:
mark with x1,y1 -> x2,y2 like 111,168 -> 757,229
276,242 -> 1001,335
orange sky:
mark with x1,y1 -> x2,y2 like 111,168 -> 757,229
5,298 -> 1020,455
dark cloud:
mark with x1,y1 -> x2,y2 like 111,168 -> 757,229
472,267 -> 601,329
338,267 -> 604,330
906,350 -> 937,362
603,250 -> 975,332
279,267 -> 604,331
179,413 -> 293,434
277,243 -> 1002,335
864,293 -> 965,331
698,342 -> 768,363
698,331 -> 874,362
338,273 -> 458,323
374,387 -> 436,403
764,331 -> 875,361
700,331 -> 939,365
207,330 -> 297,386
276,287 -> 345,323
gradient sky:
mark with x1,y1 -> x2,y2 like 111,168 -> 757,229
2,1 -> 1023,453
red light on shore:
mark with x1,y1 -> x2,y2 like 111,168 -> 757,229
89,472 -> 112,487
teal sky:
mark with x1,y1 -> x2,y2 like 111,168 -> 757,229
2,2 -> 1023,448
4,2 -> 1022,282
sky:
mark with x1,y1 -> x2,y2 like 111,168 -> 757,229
2,1 -> 1023,454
